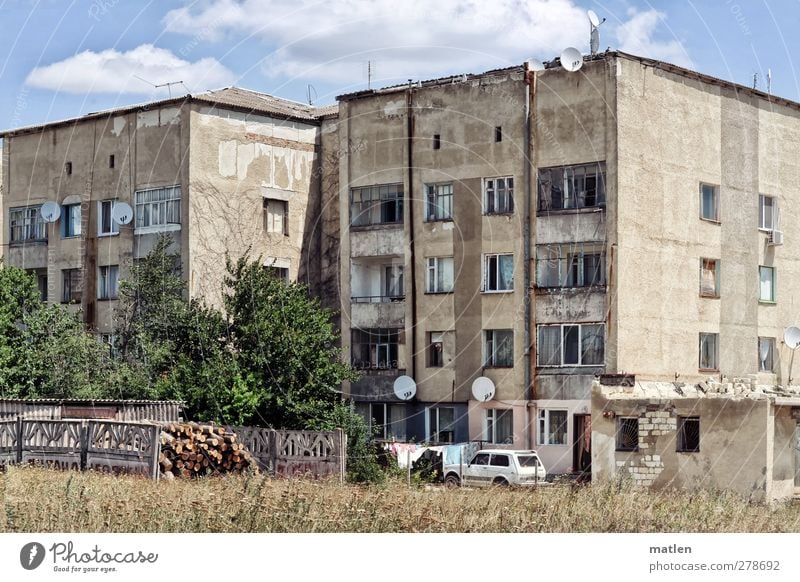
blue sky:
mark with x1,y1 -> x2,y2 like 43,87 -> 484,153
1,0 -> 799,131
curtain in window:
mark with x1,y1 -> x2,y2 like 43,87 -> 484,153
538,326 -> 561,365
563,325 -> 579,365
581,324 -> 604,365
536,246 -> 560,287
701,260 -> 717,295
494,330 -> 514,366
388,404 -> 406,441
759,267 -> 774,301
438,257 -> 454,292
498,255 -> 514,290
700,334 -> 717,369
549,410 -> 568,445
495,409 -> 513,444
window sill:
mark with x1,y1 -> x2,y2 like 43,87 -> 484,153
349,223 -> 403,231
96,297 -> 118,302
699,293 -> 720,299
483,365 -> 514,369
97,232 -> 120,238
537,206 -> 605,216
677,450 -> 700,454
10,240 -> 47,246
699,368 -> 719,373
759,300 -> 777,305
134,224 -> 181,235
615,449 -> 639,453
61,235 -> 81,240
699,217 -> 721,225
482,289 -> 514,294
424,291 -> 454,295
536,285 -> 607,293
537,364 -> 604,369
424,218 -> 454,224
484,211 -> 514,217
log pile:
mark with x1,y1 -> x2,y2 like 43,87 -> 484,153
159,422 -> 256,479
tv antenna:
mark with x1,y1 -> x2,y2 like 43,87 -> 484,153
784,326 -> 800,384
133,75 -> 187,97
767,68 -> 772,94
306,84 -> 317,105
752,72 -> 758,90
588,10 -> 606,55
367,60 -> 375,89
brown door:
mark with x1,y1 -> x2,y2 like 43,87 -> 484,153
573,414 -> 591,477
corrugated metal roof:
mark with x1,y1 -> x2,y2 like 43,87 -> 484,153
0,87 -> 338,137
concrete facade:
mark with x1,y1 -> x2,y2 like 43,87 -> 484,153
1,89 -> 334,334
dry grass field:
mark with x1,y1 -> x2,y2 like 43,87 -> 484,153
1,466 -> 799,533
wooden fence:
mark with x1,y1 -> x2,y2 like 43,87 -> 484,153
0,418 -> 160,478
232,427 -> 346,480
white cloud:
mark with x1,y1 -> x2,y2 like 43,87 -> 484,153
612,9 -> 691,68
25,45 -> 236,95
163,1 -> 691,84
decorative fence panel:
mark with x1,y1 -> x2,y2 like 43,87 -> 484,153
20,420 -> 83,470
232,427 -> 346,480
0,420 -> 19,468
86,421 -> 160,477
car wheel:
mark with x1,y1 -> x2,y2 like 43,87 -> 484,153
492,477 -> 509,487
444,474 -> 460,488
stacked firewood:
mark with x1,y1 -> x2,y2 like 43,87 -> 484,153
159,422 -> 256,479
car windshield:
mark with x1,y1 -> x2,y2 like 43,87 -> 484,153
516,455 -> 540,468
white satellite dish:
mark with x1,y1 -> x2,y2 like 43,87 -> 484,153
560,47 -> 583,72
588,9 -> 600,27
393,375 -> 417,401
40,201 -> 61,223
111,202 -> 134,225
471,377 -> 496,402
785,327 -> 800,350
527,58 -> 545,72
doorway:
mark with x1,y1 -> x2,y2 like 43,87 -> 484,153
573,414 -> 591,480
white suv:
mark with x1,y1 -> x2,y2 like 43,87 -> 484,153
443,449 -> 547,487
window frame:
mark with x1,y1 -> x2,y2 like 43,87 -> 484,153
483,253 -> 514,293
263,198 -> 289,236
351,328 -> 400,370
699,258 -> 720,298
61,268 -> 82,304
425,183 -> 453,222
758,336 -> 775,373
483,176 -> 514,215
349,184 -> 404,227
97,265 -> 119,301
759,265 -> 776,303
485,408 -> 514,445
699,332 -> 719,372
699,183 -> 720,223
676,416 -> 700,453
536,323 -> 605,367
759,194 -> 777,231
9,205 -> 48,244
356,402 -> 406,441
484,329 -> 514,368
537,409 -> 569,446
537,161 -> 606,212
61,203 -> 81,239
427,331 -> 444,368
134,185 -> 181,233
97,200 -> 120,236
615,417 -> 639,452
425,256 -> 454,293
428,406 -> 455,443
535,243 -> 606,288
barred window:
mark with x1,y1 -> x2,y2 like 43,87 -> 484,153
135,185 -> 181,228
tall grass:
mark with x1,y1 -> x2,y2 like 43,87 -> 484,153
1,466 -> 798,533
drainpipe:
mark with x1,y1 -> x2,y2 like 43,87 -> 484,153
524,64 -> 536,449
406,81 -> 418,381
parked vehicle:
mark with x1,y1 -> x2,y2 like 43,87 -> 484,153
443,449 -> 547,487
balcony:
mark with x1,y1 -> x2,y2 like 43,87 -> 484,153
351,257 -> 405,327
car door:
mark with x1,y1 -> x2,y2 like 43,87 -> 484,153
488,453 -> 512,484
465,452 -> 491,487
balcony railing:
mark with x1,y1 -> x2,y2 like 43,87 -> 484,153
352,295 -> 405,304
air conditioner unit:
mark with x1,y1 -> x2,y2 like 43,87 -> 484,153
768,230 -> 784,246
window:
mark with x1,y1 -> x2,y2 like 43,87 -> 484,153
538,409 -> 568,445
99,333 -> 120,358
759,337 -> 775,372
700,183 -> 719,222
472,452 -> 490,465
62,269 -> 82,304
616,417 -> 639,452
699,332 -> 719,371
536,243 -> 605,288
494,126 -> 502,143
97,265 -> 119,300
109,155 -> 115,169
484,329 -> 514,368
699,258 -> 720,298
538,162 -> 606,211
490,453 -> 510,467
759,266 -> 775,302
485,408 -> 513,444
483,253 -> 514,292
9,206 -> 47,243
351,328 -> 400,370
428,332 -> 444,367
426,257 -> 454,293
61,204 -> 81,238
428,406 -> 455,443
98,200 -> 120,235
135,185 -> 181,229
759,195 -> 777,230
384,265 -> 404,299
65,162 -> 72,175
266,266 -> 289,284
356,402 -> 406,441
433,134 -> 441,150
264,198 -> 289,235
677,417 -> 700,452
350,184 -> 403,227
425,183 -> 453,221
537,323 -> 604,366
484,177 -> 514,214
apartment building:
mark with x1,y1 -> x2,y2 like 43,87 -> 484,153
0,88 -> 335,336
332,51 -> 800,475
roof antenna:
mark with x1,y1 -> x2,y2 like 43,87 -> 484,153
767,68 -> 772,94
367,60 -> 376,89
752,72 -> 758,90
588,10 -> 606,56
306,84 -> 317,105
133,75 -> 187,97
